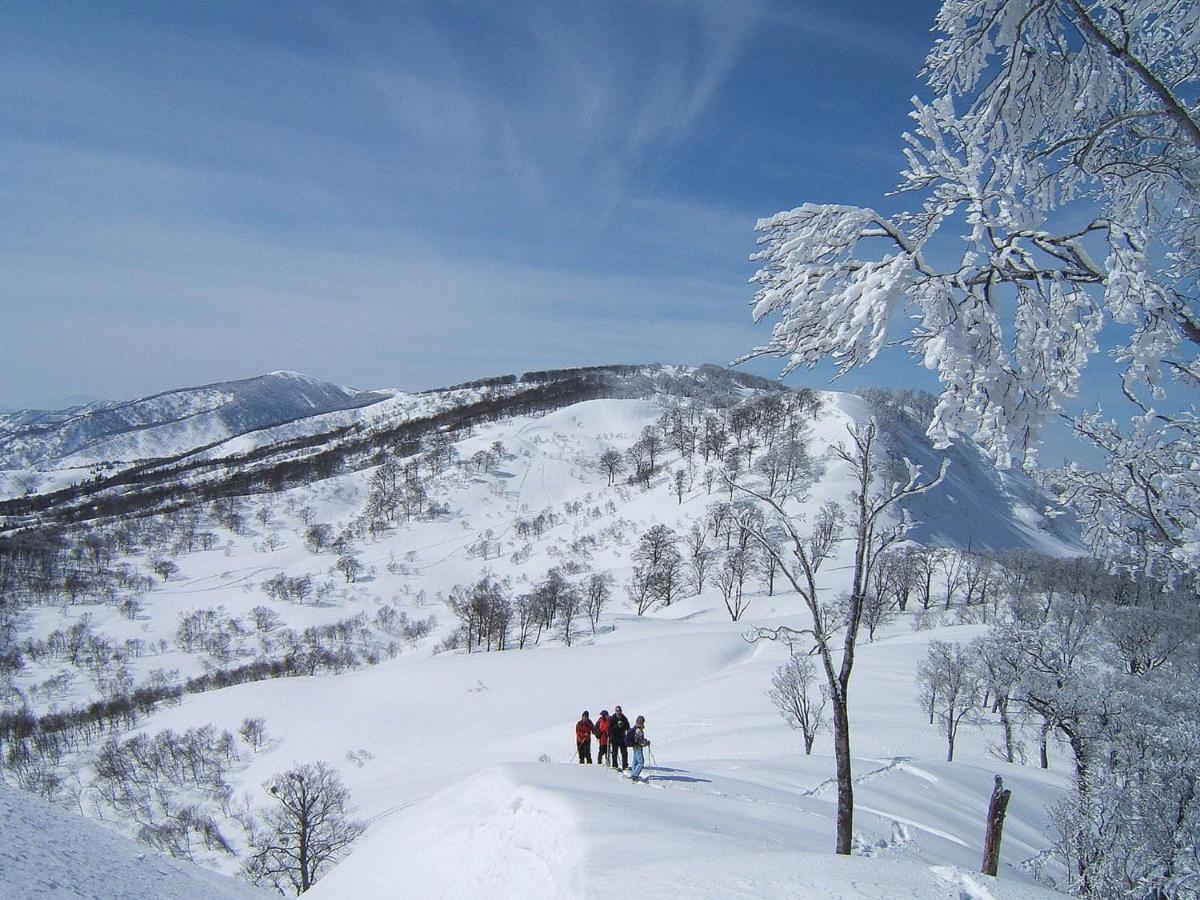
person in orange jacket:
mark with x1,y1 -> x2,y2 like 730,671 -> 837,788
595,710 -> 611,766
575,711 -> 594,764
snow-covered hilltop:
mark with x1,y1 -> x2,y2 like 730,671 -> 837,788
0,371 -> 391,490
0,364 -> 1084,898
0,365 -> 1076,555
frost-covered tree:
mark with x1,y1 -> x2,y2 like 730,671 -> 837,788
745,0 -> 1200,582
916,640 -> 984,762
975,557 -> 1200,897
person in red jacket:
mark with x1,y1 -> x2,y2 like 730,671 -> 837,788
595,710 -> 611,766
575,711 -> 594,764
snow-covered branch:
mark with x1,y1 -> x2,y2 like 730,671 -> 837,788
746,0 -> 1199,579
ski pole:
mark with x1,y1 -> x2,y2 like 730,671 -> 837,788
648,746 -> 659,768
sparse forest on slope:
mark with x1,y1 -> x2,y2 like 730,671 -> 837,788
0,363 -> 1123,898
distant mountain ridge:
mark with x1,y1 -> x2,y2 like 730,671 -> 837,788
0,363 -> 790,518
0,371 -> 390,471
0,363 -> 1078,556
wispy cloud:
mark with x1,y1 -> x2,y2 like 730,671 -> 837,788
0,0 -> 939,405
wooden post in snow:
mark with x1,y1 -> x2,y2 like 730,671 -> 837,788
981,775 -> 1012,877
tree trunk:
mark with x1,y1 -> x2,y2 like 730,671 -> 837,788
981,775 -> 1012,877
998,699 -> 1015,764
1039,719 -> 1050,769
832,696 -> 854,855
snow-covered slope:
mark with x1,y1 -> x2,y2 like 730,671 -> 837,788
836,394 -> 1080,554
0,371 -> 389,473
311,764 -> 1065,900
1,368 -> 1082,898
0,780 -> 270,900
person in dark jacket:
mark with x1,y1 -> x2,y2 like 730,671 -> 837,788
595,710 -> 611,766
628,715 -> 650,782
608,705 -> 630,771
575,711 -> 594,764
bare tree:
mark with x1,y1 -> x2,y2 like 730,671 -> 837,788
638,425 -> 663,470
715,546 -> 757,622
513,593 -> 538,649
304,524 -> 333,555
625,441 -> 652,486
243,761 -> 364,895
860,565 -> 898,642
701,414 -> 728,463
672,469 -> 687,505
626,525 -> 685,613
768,651 -> 829,754
446,577 -> 511,652
239,717 -> 269,753
558,584 -> 583,647
626,566 -> 657,616
911,545 -> 938,610
685,524 -> 714,595
744,420 -> 947,854
937,549 -> 967,610
598,449 -> 624,486
584,573 -> 612,634
335,554 -> 362,584
722,447 -> 742,499
150,557 -> 179,582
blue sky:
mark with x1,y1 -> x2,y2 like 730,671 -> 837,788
0,1 -> 1119,463
1,1 -> 942,399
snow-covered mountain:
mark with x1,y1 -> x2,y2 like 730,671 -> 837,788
0,364 -> 1082,898
0,364 -> 1076,555
0,371 -> 390,476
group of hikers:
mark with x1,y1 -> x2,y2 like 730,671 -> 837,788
574,706 -> 651,782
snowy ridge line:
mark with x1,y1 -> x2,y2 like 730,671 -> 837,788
0,377 -> 581,529
2,364 -> 759,531
0,371 -> 392,473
